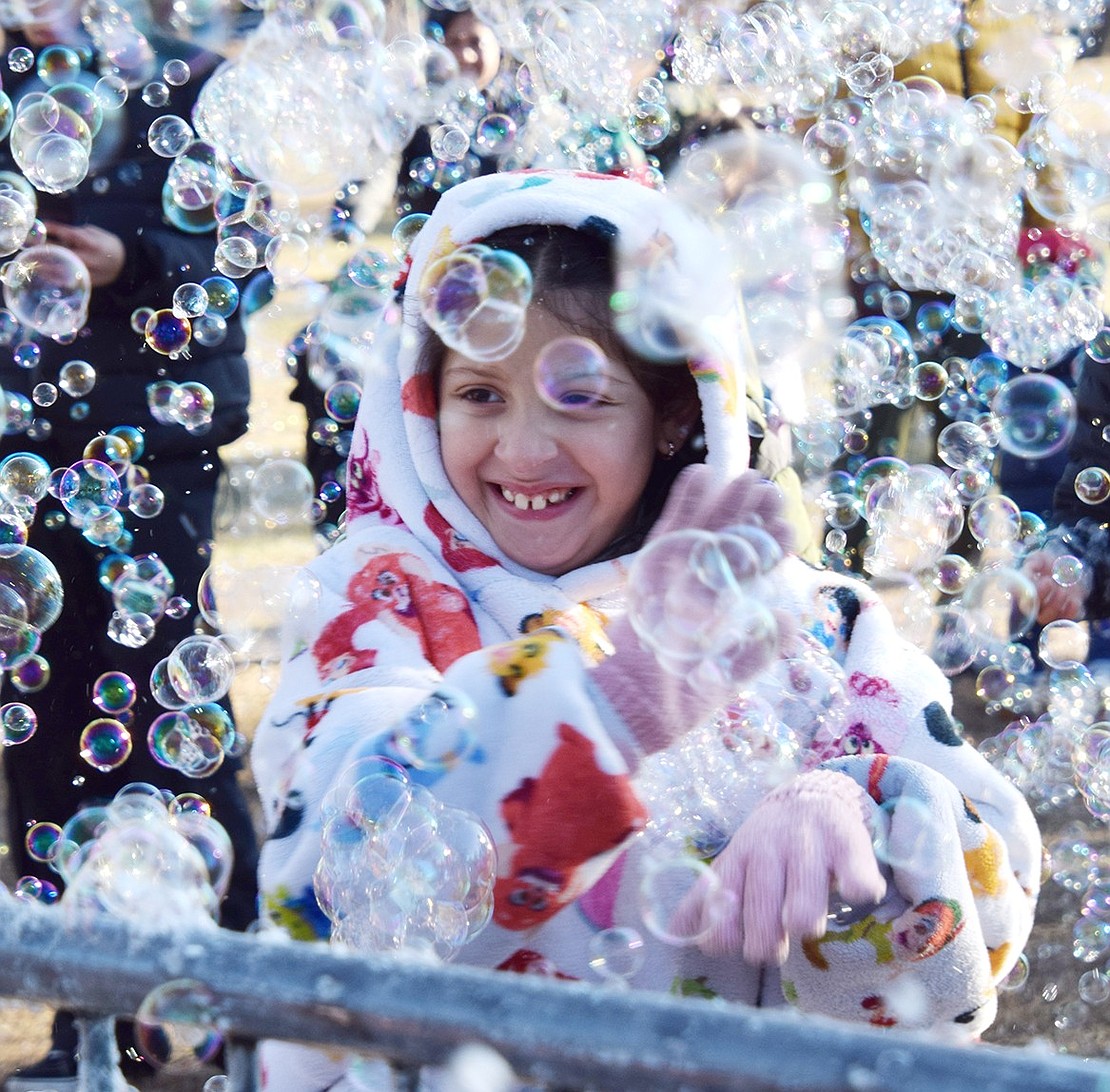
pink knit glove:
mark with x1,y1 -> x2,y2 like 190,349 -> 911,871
677,769 -> 887,965
593,465 -> 796,755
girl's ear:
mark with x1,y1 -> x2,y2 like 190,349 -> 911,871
656,407 -> 698,458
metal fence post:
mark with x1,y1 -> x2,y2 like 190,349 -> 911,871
75,1015 -> 123,1092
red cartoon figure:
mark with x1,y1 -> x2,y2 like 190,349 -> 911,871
313,552 -> 480,680
346,428 -> 404,525
424,503 -> 497,572
494,723 -> 647,930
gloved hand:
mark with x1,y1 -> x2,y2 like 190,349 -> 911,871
593,465 -> 796,755
676,768 -> 887,965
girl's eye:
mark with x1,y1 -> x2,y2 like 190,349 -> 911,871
459,387 -> 502,404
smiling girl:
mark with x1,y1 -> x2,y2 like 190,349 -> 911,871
253,171 -> 1039,1091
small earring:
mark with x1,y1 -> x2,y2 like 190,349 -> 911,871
665,440 -> 677,459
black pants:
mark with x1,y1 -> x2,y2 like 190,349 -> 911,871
2,455 -> 259,931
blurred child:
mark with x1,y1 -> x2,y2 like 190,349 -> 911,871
252,170 -> 1040,1090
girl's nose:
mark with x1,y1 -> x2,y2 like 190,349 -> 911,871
494,407 -> 559,471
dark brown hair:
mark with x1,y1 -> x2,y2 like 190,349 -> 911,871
421,222 -> 705,559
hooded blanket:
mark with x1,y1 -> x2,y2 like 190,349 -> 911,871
251,170 -> 1040,1090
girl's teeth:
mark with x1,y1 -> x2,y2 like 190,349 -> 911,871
500,487 -> 572,510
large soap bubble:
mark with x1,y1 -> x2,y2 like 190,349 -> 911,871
2,243 -> 91,338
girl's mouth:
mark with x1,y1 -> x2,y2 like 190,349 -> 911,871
496,486 -> 578,512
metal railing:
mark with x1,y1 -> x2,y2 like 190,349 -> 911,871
5,897 -> 1110,1092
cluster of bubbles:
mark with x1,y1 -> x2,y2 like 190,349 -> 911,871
314,754 -> 496,959
625,518 -> 787,691
420,241 -> 533,362
15,781 -> 230,931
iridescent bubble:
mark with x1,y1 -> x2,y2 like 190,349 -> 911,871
534,336 -> 611,412
1074,915 -> 1110,963
10,98 -> 91,194
213,236 -> 257,279
249,458 -> 314,526
83,433 -> 130,472
389,689 -> 476,774
802,118 -> 855,174
8,48 -> 33,74
975,664 -> 1014,703
142,82 -> 170,109
144,308 -> 191,356
58,359 -> 95,397
1,700 -> 36,745
421,244 -> 533,363
1088,327 -> 1110,364
1039,619 -> 1090,669
37,45 -> 82,87
1075,466 -> 1110,506
323,380 -> 360,425
933,553 -> 973,596
79,718 -> 133,772
172,282 -> 208,318
167,635 -> 235,704
15,875 -> 58,903
148,710 -> 224,777
0,451 -> 51,505
25,820 -> 61,862
128,482 -> 164,518
966,494 -> 1022,548
430,124 -> 470,162
31,382 -> 55,406
163,59 -> 191,86
936,421 -> 991,471
628,102 -> 671,149
474,113 -> 517,155
57,459 -> 122,522
962,565 -> 1038,641
11,653 -> 49,693
1078,968 -> 1110,1005
93,671 -> 137,714
135,980 -> 222,1069
2,244 -> 90,337
391,213 -> 428,259
1053,554 -> 1085,588
587,926 -> 645,983
911,361 -> 948,401
991,374 -> 1076,460
148,115 -> 193,158
200,276 -> 238,318
998,953 -> 1030,991
930,605 -> 978,675
639,855 -> 734,945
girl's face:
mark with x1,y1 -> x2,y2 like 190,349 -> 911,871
438,305 -> 670,576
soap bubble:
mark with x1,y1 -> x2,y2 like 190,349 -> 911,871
1052,555 -> 1085,588
58,359 -> 95,397
57,460 -> 122,522
11,653 -> 48,693
0,451 -> 50,506
144,308 -> 192,356
1039,620 -> 1090,668
25,820 -> 61,862
421,243 -> 532,363
128,482 -> 165,518
167,635 -> 235,704
966,494 -> 1022,548
1074,466 -> 1110,506
249,458 -> 315,526
588,926 -> 645,984
2,244 -> 90,337
148,711 -> 225,778
201,276 -> 238,318
474,112 -> 516,155
172,282 -> 208,318
1,701 -> 37,745
626,529 -> 781,689
534,336 -> 611,411
962,566 -> 1039,642
991,374 -> 1076,459
323,380 -> 361,424
639,855 -> 735,945
389,689 -> 477,775
10,97 -> 91,194
79,718 -> 133,772
92,671 -> 137,714
135,980 -> 223,1070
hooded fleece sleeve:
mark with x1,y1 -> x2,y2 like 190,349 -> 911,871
779,566 -> 1040,1036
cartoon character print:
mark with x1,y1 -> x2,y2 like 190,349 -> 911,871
489,629 -> 562,696
345,427 -> 404,525
494,722 -> 648,930
425,503 -> 498,572
519,605 -> 613,665
402,373 -> 437,419
496,948 -> 577,979
313,552 -> 480,680
809,585 -> 863,660
802,897 -> 964,971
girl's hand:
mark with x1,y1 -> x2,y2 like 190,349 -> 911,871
43,221 -> 126,288
1022,546 -> 1088,624
680,769 -> 886,966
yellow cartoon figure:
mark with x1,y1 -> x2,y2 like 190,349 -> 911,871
489,630 -> 562,697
